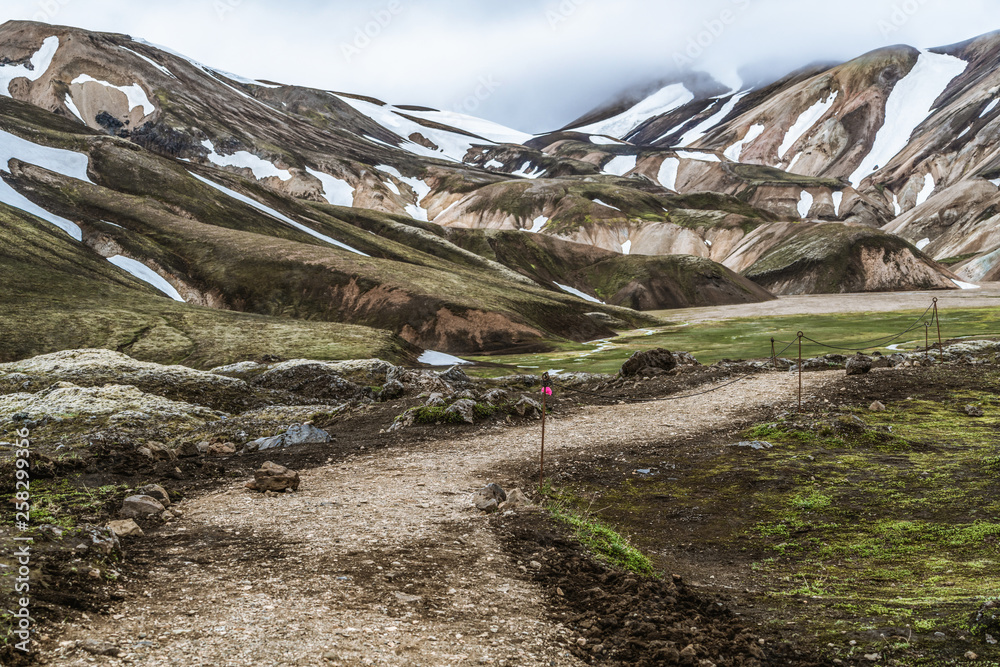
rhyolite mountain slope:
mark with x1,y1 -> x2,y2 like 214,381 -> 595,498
0,20 -> 994,363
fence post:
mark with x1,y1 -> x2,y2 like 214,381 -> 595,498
933,298 -> 942,361
539,372 -> 550,492
925,323 -> 930,364
797,332 -> 803,414
771,337 -> 777,369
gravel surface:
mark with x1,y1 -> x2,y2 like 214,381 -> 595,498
48,370 -> 840,666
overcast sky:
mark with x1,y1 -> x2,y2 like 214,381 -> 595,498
1,0 -> 997,132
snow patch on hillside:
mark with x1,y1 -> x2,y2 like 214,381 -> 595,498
0,127 -> 94,241
778,92 -> 838,159
678,92 -> 749,147
306,167 -> 354,207
603,155 -> 637,176
71,74 -> 155,116
0,36 -> 59,97
980,99 -> 999,118
64,94 -> 84,122
393,108 -> 530,145
916,238 -> 931,250
849,51 -> 967,186
676,151 -> 720,163
576,83 -> 694,138
201,140 -> 291,181
592,199 -> 621,212
797,191 -> 814,218
189,172 -> 369,256
953,279 -> 980,290
621,239 -> 632,255
119,46 -> 175,78
554,282 -> 605,304
590,136 -> 625,145
513,162 -> 544,179
723,124 -> 765,161
657,157 -> 680,191
107,256 -> 184,301
418,350 -> 471,366
484,159 -> 504,169
526,215 -> 548,233
832,191 -> 844,216
376,165 -> 431,221
915,173 -> 935,206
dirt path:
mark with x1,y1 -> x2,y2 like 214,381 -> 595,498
48,370 -> 840,666
648,283 -> 1000,323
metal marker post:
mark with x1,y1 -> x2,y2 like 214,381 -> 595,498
771,337 -> 777,369
933,298 -> 942,360
540,372 -> 550,492
925,323 -> 930,364
797,332 -> 804,413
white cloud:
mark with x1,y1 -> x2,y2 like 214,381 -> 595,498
1,0 -> 996,132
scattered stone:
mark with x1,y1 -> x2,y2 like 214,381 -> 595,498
159,510 -> 173,522
439,366 -> 471,384
455,389 -> 477,401
965,651 -> 978,660
870,351 -> 890,368
79,526 -> 121,556
135,484 -> 170,507
80,639 -> 120,657
869,401 -> 886,412
174,440 -> 201,458
499,488 -> 530,510
378,380 -> 405,401
121,495 -> 166,519
246,461 -> 300,492
970,599 -> 999,639
864,653 -> 881,662
965,404 -> 984,417
480,388 -> 510,405
730,440 -> 772,450
107,519 -> 144,538
445,399 -> 477,424
207,441 -> 237,456
529,560 -> 542,570
424,393 -> 447,408
621,348 -> 677,377
144,441 -> 177,461
846,353 -> 873,376
473,483 -> 506,512
393,591 -> 422,604
513,397 -> 542,419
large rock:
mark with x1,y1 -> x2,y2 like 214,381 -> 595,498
284,423 -> 333,446
620,349 -> 677,377
145,441 -> 177,461
379,379 -> 405,401
121,495 -> 165,519
107,519 -> 144,538
473,483 -> 506,512
481,388 -> 510,405
439,366 -> 472,385
135,484 -> 170,507
247,461 -> 300,492
846,353 -> 873,376
245,424 -> 333,452
445,399 -> 477,424
499,488 -> 531,510
514,397 -> 543,418
251,361 -> 368,401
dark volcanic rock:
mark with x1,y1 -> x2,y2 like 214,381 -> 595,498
621,348 -> 677,377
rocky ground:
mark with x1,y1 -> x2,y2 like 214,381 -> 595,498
1,344 -> 998,665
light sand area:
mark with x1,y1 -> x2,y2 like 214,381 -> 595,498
649,284 -> 1000,324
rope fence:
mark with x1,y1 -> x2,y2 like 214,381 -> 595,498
531,297 -> 994,490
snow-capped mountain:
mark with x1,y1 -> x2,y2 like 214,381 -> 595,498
1,20 -> 995,361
